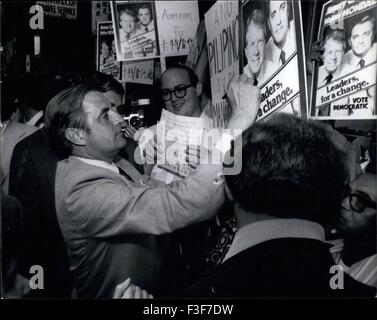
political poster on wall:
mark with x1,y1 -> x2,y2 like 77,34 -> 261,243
241,0 -> 308,122
310,0 -> 377,120
111,1 -> 159,62
97,21 -> 122,81
36,1 -> 77,19
205,1 -> 240,128
155,1 -> 199,57
92,1 -> 112,34
122,59 -> 154,85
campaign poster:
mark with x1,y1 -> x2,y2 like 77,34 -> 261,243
205,1 -> 240,128
36,1 -> 77,19
310,0 -> 377,120
122,59 -> 154,85
241,0 -> 308,122
155,1 -> 199,57
97,21 -> 122,81
92,1 -> 112,34
111,1 -> 159,62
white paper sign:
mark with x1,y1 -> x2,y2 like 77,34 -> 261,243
155,1 -> 199,57
205,1 -> 240,128
157,109 -> 203,177
36,1 -> 77,19
122,59 -> 154,85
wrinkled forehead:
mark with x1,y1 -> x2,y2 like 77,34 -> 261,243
161,69 -> 190,88
351,174 -> 377,202
82,91 -> 109,115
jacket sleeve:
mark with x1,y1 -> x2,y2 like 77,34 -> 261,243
64,163 -> 225,238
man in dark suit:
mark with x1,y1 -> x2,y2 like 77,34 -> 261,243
184,113 -> 376,298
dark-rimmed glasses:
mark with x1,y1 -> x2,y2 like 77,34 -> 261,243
161,84 -> 196,101
344,185 -> 376,213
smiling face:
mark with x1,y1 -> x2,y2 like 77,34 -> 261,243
336,173 -> 376,235
161,68 -> 202,117
323,37 -> 344,73
81,91 -> 126,162
268,1 -> 289,47
245,22 -> 266,76
137,7 -> 151,26
120,12 -> 136,34
349,20 -> 374,58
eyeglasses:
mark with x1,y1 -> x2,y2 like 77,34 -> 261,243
344,185 -> 376,213
161,84 -> 196,101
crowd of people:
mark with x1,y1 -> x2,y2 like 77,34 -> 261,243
3,1 -> 377,296
1,63 -> 375,299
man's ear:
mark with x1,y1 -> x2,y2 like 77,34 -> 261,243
195,82 -> 203,97
65,128 -> 86,146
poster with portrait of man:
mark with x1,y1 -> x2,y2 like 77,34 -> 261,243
111,1 -> 159,61
241,0 -> 308,122
310,0 -> 377,120
96,21 -> 122,81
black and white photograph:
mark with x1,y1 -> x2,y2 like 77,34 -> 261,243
111,1 -> 159,61
97,21 -> 122,81
241,0 -> 308,121
0,0 -> 376,310
311,0 -> 377,119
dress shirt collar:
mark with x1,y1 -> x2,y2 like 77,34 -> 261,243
223,218 -> 325,263
270,21 -> 296,64
348,43 -> 377,67
73,156 -> 120,174
26,110 -> 44,127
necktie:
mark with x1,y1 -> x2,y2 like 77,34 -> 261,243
359,59 -> 365,68
253,78 -> 258,86
325,73 -> 333,84
280,50 -> 286,64
117,166 -> 134,182
145,27 -> 148,32
126,33 -> 130,40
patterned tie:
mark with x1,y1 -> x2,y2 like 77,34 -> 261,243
325,73 -> 333,84
359,59 -> 365,68
117,166 -> 134,182
280,50 -> 286,64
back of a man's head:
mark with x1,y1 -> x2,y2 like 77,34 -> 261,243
226,113 -> 347,226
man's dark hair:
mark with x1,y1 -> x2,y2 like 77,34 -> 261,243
88,72 -> 124,96
137,4 -> 151,14
265,0 -> 292,22
162,64 -> 199,86
347,13 -> 375,39
225,113 -> 347,226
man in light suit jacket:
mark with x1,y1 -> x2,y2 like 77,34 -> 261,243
48,75 -> 259,298
184,113 -> 376,297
